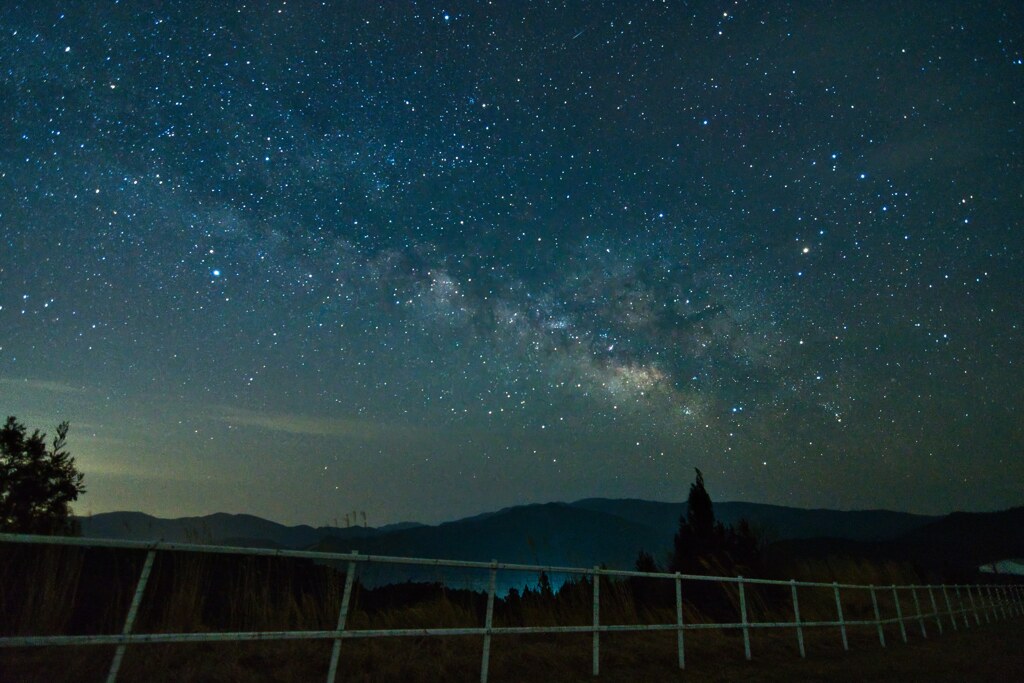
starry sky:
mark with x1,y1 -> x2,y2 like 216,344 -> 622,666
2,1 -> 1022,526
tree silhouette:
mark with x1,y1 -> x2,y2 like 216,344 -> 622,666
670,468 -> 714,574
0,416 -> 86,534
669,468 -> 761,576
631,549 -> 668,607
634,549 -> 659,574
728,517 -> 760,571
536,571 -> 553,599
687,468 -> 715,541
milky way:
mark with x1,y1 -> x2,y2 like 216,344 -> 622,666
2,2 -> 1022,525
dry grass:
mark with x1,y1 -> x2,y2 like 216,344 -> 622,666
1,542 -> 1021,682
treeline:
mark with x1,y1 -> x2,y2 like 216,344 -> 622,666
625,469 -> 765,616
636,468 -> 762,579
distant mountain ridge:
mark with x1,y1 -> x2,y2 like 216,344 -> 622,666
771,505 -> 1024,577
77,510 -> 425,548
70,500 -> 1024,585
569,498 -> 936,543
76,499 -> 1024,580
77,499 -> 938,565
318,502 -> 665,567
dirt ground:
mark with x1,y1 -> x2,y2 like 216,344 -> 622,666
584,618 -> 1024,683
2,615 -> 1022,682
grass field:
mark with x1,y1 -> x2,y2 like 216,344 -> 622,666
1,542 -> 1021,682
3,618 -> 1022,682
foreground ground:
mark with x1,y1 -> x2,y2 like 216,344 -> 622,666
635,619 -> 1024,683
3,615 -> 1022,682
2,544 -> 1020,681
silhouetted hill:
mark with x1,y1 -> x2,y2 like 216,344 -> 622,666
568,498 -> 936,543
77,511 -> 424,548
316,502 -> 664,569
77,501 -> 1021,584
80,500 -> 933,558
895,507 -> 1024,564
768,506 -> 1024,579
313,502 -> 667,590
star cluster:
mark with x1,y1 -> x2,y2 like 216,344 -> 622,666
1,2 -> 1021,524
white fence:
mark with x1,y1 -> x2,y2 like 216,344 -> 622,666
0,532 -> 1021,682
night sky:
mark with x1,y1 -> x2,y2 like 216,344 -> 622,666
2,2 -> 1022,526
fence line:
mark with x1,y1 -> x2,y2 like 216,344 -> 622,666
1,532 -> 1021,682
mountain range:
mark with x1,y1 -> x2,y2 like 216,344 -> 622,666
768,506 -> 1024,578
80,498 -> 1006,574
76,498 -> 1024,586
77,509 -> 424,548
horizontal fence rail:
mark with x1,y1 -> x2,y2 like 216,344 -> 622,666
1,532 -> 1021,682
